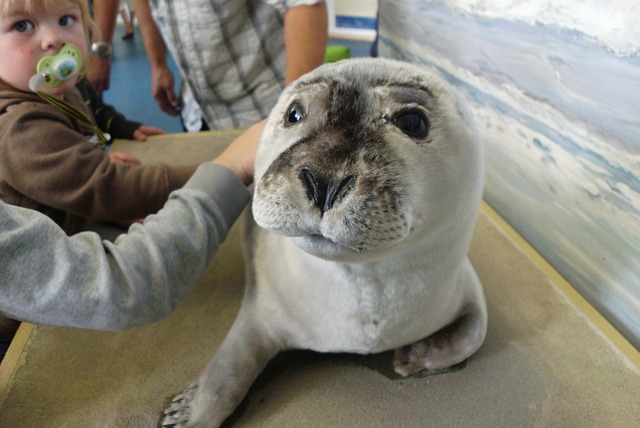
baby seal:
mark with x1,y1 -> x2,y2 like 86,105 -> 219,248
162,58 -> 487,427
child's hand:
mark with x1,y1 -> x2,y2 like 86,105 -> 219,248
212,120 -> 265,186
133,125 -> 166,141
109,152 -> 141,165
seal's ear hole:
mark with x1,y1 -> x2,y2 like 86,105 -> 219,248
393,110 -> 429,139
285,101 -> 306,125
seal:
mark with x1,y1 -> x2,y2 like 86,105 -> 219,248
161,58 -> 487,427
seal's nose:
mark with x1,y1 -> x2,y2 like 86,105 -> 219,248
300,168 -> 356,214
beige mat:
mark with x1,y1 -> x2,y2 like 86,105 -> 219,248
1,132 -> 638,427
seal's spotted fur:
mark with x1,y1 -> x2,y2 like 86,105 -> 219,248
162,58 -> 487,427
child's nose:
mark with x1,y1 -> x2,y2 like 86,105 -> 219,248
40,26 -> 66,51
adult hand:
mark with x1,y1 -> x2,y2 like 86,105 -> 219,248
151,65 -> 180,116
212,120 -> 266,186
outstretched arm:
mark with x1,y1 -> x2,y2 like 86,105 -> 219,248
0,122 -> 264,331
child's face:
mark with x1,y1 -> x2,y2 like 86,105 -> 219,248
0,0 -> 87,95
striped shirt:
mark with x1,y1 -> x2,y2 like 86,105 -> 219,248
150,0 -> 324,131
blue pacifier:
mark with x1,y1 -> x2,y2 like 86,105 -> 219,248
29,44 -> 82,92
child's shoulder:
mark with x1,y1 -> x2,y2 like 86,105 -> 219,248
0,83 -> 40,113
0,83 -> 84,112
0,84 -> 84,127
0,85 -> 91,153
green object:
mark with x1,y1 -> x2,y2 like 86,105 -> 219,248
35,44 -> 82,88
324,45 -> 351,63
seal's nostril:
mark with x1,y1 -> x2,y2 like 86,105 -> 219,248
335,175 -> 356,202
300,168 -> 320,207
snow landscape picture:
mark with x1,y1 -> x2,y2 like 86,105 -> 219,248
378,0 -> 640,348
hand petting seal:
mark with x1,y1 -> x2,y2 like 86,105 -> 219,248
162,58 -> 487,427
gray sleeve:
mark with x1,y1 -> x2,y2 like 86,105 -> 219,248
0,163 -> 251,330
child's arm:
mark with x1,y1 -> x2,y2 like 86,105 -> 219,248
0,123 -> 261,330
76,78 -> 166,141
0,98 -> 196,223
0,163 -> 250,330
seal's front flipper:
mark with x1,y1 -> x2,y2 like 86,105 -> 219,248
164,309 -> 282,427
394,296 -> 487,377
161,383 -> 198,427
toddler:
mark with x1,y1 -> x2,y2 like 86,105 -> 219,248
0,0 -> 197,234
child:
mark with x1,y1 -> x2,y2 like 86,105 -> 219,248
0,121 -> 263,336
0,0 -> 197,235
0,0 -> 200,345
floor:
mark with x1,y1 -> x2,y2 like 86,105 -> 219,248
103,26 -> 181,133
104,26 -> 374,134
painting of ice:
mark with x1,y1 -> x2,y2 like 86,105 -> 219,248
378,0 -> 640,349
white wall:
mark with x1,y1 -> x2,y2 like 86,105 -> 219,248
326,0 -> 377,41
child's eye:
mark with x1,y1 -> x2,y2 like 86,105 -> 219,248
13,20 -> 35,32
59,15 -> 76,27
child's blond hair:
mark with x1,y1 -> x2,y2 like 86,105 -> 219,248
1,0 -> 98,45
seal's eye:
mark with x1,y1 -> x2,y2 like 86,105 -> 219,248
285,101 -> 306,125
394,111 -> 429,138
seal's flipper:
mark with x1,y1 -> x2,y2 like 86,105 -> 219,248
170,308 -> 282,427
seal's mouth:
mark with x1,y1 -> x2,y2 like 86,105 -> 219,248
292,235 -> 364,261
307,234 -> 363,252
292,231 -> 416,263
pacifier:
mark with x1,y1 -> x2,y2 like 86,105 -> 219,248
29,44 -> 82,92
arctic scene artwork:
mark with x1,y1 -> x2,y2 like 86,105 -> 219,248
378,0 -> 640,348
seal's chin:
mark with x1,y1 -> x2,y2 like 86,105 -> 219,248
292,235 -> 364,261
292,234 -> 405,263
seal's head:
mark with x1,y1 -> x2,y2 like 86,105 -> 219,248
253,58 -> 484,262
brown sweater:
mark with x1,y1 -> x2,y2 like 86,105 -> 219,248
0,83 -> 197,234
